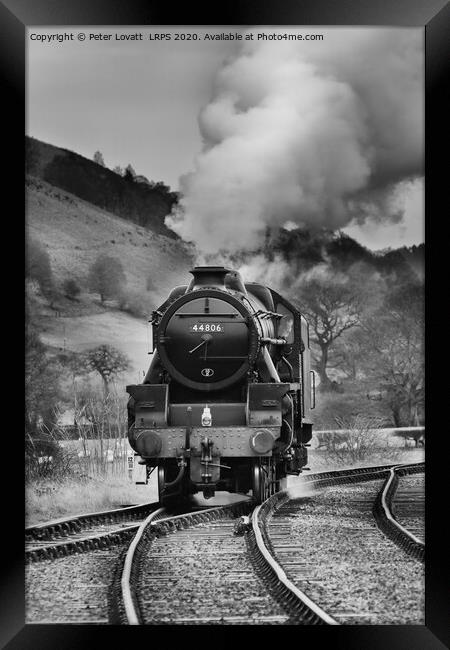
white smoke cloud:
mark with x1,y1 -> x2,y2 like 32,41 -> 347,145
238,254 -> 292,291
343,177 -> 424,249
166,28 -> 423,256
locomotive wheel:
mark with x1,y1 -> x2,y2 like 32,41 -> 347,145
252,459 -> 275,503
252,461 -> 264,503
274,461 -> 287,493
231,465 -> 251,495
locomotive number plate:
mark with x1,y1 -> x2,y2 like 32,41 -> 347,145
189,323 -> 225,333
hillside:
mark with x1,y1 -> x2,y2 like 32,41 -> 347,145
25,135 -> 423,390
26,175 -> 192,297
26,175 -> 193,384
270,227 -> 424,280
26,136 -> 177,238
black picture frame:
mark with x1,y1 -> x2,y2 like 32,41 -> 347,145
3,0 -> 448,647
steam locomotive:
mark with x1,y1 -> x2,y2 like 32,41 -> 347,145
126,266 -> 315,504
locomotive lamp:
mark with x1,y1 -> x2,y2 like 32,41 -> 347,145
250,429 -> 276,454
201,405 -> 212,426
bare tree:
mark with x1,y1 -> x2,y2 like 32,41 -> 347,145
124,164 -> 136,180
112,165 -> 124,176
331,329 -> 368,381
360,282 -> 424,427
93,150 -> 106,167
84,345 -> 131,393
87,254 -> 126,303
295,266 -> 371,389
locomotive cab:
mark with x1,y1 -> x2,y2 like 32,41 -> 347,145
127,266 -> 314,505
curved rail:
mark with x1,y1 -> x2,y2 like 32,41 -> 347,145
113,499 -> 254,624
373,463 -> 425,561
25,501 -> 161,563
249,461 -> 424,624
112,462 -> 424,625
120,507 -> 166,624
26,501 -> 160,542
251,503 -> 338,624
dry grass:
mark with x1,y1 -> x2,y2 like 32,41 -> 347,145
26,176 -> 192,299
26,389 -> 160,525
26,473 -> 158,526
26,176 -> 194,383
306,446 -> 425,473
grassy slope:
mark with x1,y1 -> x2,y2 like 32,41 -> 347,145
26,136 -> 177,237
26,474 -> 158,526
26,175 -> 193,383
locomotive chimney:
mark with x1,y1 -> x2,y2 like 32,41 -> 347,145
187,266 -> 231,291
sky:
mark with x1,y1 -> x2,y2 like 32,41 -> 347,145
27,26 -> 424,252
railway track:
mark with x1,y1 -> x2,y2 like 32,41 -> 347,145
109,499 -> 260,624
25,501 -> 162,563
111,462 -> 424,625
260,462 -> 424,624
26,462 -> 424,624
373,464 -> 425,561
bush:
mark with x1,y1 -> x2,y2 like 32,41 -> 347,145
320,415 -> 403,465
26,322 -> 62,435
26,429 -> 80,481
26,389 -> 130,484
118,289 -> 148,317
87,254 -> 126,303
63,278 -> 81,300
313,382 -> 392,430
26,239 -> 57,304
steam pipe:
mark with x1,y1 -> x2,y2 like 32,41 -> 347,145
161,463 -> 185,492
260,337 -> 287,346
281,355 -> 294,382
262,346 -> 281,383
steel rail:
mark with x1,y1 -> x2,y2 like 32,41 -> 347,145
114,499 -> 254,625
26,523 -> 143,563
251,503 -> 338,625
249,461 -> 425,624
382,468 -> 423,543
25,501 -> 163,563
26,500 -> 160,542
121,507 -> 166,625
373,464 -> 425,561
114,463 -> 424,625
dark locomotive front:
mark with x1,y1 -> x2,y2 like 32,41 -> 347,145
126,266 -> 315,504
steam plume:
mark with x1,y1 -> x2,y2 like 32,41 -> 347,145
166,29 -> 423,255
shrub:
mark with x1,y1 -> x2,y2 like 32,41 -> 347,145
26,239 -> 57,304
63,278 -> 81,300
321,415 -> 403,465
25,389 -> 131,484
118,289 -> 148,317
26,322 -> 62,435
26,428 -> 81,481
87,254 -> 126,303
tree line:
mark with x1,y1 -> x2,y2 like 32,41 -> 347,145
93,150 -> 178,201
290,258 -> 424,428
